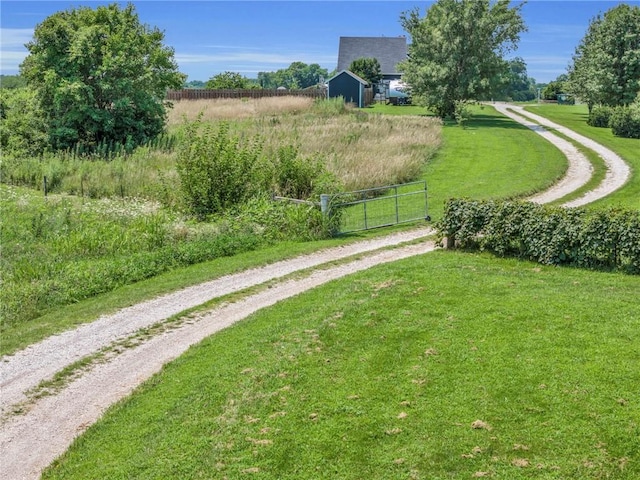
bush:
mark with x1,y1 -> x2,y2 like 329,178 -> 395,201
587,105 -> 614,128
175,118 -> 271,219
273,145 -> 336,199
609,105 -> 640,139
0,87 -> 49,157
437,198 -> 640,274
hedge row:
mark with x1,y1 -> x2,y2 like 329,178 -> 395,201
437,199 -> 640,274
587,103 -> 640,139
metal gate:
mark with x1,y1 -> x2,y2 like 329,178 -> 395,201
322,181 -> 430,234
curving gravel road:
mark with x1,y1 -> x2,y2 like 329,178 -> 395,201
0,104 -> 633,480
492,103 -> 631,207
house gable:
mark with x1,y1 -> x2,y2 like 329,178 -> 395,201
337,36 -> 407,78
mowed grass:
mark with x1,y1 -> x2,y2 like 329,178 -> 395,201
368,103 -> 569,220
2,98 -> 571,354
523,104 -> 640,209
43,251 -> 640,479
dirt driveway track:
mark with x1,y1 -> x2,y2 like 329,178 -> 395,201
492,103 -> 631,207
0,104 -> 633,479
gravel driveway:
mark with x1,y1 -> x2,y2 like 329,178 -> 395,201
0,104 -> 632,480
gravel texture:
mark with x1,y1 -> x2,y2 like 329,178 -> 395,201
0,103 -> 632,480
493,103 -> 631,206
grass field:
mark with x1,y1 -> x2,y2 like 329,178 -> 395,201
5,98 -> 639,479
42,251 -> 640,479
2,99 -> 573,354
368,103 -> 569,220
523,104 -> 640,209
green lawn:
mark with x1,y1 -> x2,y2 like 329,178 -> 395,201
523,104 -> 640,210
43,251 -> 640,479
368,103 -> 569,220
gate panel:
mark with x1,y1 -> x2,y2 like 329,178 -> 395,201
326,181 -> 429,234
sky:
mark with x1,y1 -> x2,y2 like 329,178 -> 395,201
1,0 -> 638,84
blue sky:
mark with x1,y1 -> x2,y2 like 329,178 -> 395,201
1,0 -> 638,84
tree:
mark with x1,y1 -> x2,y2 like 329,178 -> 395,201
0,75 -> 27,89
497,57 -> 537,101
257,62 -> 328,89
348,57 -> 382,85
0,87 -> 49,157
399,0 -> 526,118
205,71 -> 257,89
567,3 -> 640,112
20,3 -> 185,152
542,74 -> 568,101
184,80 -> 205,89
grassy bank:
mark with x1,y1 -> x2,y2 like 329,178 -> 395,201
523,104 -> 640,209
411,104 -> 568,220
43,251 -> 640,479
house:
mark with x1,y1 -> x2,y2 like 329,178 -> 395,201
327,70 -> 369,108
336,36 -> 407,81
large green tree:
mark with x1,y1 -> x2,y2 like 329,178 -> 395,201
567,3 -> 640,112
348,57 -> 382,85
497,57 -> 537,101
20,3 -> 185,152
399,0 -> 526,118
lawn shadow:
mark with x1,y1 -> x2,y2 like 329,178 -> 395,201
444,113 -> 532,131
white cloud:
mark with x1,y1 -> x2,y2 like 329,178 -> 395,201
176,49 -> 336,66
524,55 -> 572,68
175,48 -> 337,78
1,28 -> 33,48
0,28 -> 32,74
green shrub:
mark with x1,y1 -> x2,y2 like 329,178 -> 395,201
175,118 -> 271,219
273,145 -> 336,199
609,105 -> 640,139
0,87 -> 49,157
228,195 -> 334,242
437,198 -> 640,273
587,105 -> 614,128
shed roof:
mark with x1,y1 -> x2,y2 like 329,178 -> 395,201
337,36 -> 407,75
327,69 -> 369,85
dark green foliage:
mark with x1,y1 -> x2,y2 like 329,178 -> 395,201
205,71 -> 256,89
400,0 -> 526,118
348,57 -> 382,85
495,57 -> 537,102
257,62 -> 328,89
20,3 -> 185,153
609,104 -> 640,139
175,119 -> 271,219
438,198 -> 640,274
541,75 -> 567,101
0,75 -> 27,89
568,3 -> 640,110
273,145 -> 336,199
0,87 -> 49,157
587,105 -> 614,127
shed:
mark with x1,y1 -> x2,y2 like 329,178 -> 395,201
327,70 -> 369,108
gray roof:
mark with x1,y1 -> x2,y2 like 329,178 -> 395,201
337,36 -> 407,75
327,69 -> 369,85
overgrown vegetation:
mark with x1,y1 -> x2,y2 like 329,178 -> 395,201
438,198 -> 640,274
1,98 -> 443,329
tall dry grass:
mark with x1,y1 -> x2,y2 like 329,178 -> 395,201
167,98 -> 442,191
167,96 -> 315,125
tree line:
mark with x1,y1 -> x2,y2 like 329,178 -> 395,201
2,0 -> 639,158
